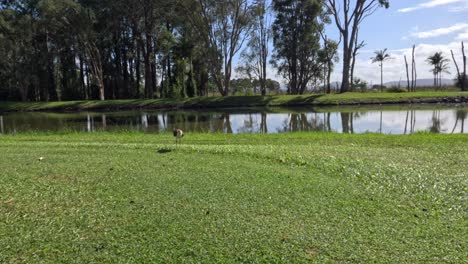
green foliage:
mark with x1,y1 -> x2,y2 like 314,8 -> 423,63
427,52 -> 451,88
265,79 -> 281,94
352,78 -> 368,92
272,0 -> 324,94
186,71 -> 197,98
371,48 -> 391,64
386,87 -> 408,93
230,78 -> 255,95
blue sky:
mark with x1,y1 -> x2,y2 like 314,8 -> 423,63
327,0 -> 468,85
249,0 -> 468,86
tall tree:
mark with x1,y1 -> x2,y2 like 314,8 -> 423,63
451,41 -> 467,91
325,0 -> 389,93
371,48 -> 390,92
404,55 -> 410,91
350,29 -> 365,92
411,45 -> 417,92
272,0 -> 324,95
427,52 -> 450,89
189,0 -> 255,96
237,0 -> 272,96
319,32 -> 339,94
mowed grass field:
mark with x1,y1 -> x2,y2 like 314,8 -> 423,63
1,91 -> 467,112
0,132 -> 467,263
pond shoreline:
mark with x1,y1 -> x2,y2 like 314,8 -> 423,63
1,92 -> 467,113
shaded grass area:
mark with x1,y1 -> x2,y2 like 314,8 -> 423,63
0,132 -> 467,262
1,91 -> 467,112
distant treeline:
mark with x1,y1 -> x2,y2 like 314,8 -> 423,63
0,0 -> 390,102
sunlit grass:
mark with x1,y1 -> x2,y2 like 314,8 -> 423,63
1,91 -> 467,112
0,132 -> 467,262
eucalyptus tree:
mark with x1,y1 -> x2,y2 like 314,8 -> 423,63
272,0 -> 324,95
189,0 -> 256,96
450,42 -> 466,91
371,48 -> 391,92
319,34 -> 339,94
237,0 -> 272,96
350,29 -> 365,92
325,0 -> 390,93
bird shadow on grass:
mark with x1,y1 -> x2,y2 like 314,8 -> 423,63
157,148 -> 173,154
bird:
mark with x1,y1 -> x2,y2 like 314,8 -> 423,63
173,128 -> 184,145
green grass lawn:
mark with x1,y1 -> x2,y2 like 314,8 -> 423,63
1,91 -> 467,112
0,132 -> 467,262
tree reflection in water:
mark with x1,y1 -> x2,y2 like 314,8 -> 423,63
0,116 -> 4,134
429,110 -> 443,133
279,113 -> 327,133
1,107 -> 467,134
452,109 -> 467,133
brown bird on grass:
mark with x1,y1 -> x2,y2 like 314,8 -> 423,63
173,128 -> 184,145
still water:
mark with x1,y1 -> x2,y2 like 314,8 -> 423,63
0,105 -> 467,134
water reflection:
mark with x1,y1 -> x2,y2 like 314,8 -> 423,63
0,106 -> 467,134
452,110 -> 467,133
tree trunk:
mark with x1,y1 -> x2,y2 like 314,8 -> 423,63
462,41 -> 466,91
144,42 -> 153,98
451,49 -> 461,83
79,54 -> 87,100
224,55 -> 233,96
261,51 -> 267,96
350,33 -> 362,93
122,43 -> 130,98
136,45 -> 141,98
45,30 -> 57,101
85,42 -> 105,101
341,113 -> 350,133
143,7 -> 154,99
151,60 -> 157,98
404,55 -> 410,91
19,80 -> 29,102
412,45 -> 417,92
350,57 -> 356,92
380,62 -> 383,92
341,47 -> 351,93
260,112 -> 267,133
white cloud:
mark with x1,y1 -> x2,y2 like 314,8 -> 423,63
410,23 -> 468,39
457,30 -> 468,39
398,0 -> 468,13
448,1 -> 468,11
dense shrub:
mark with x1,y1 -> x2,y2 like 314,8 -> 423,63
386,87 -> 408,93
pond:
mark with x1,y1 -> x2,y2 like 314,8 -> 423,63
0,105 -> 467,134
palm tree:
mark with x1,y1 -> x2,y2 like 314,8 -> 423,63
427,52 -> 443,87
427,52 -> 450,89
371,49 -> 391,92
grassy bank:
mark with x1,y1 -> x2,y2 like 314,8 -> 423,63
0,132 -> 466,262
1,91 -> 467,112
